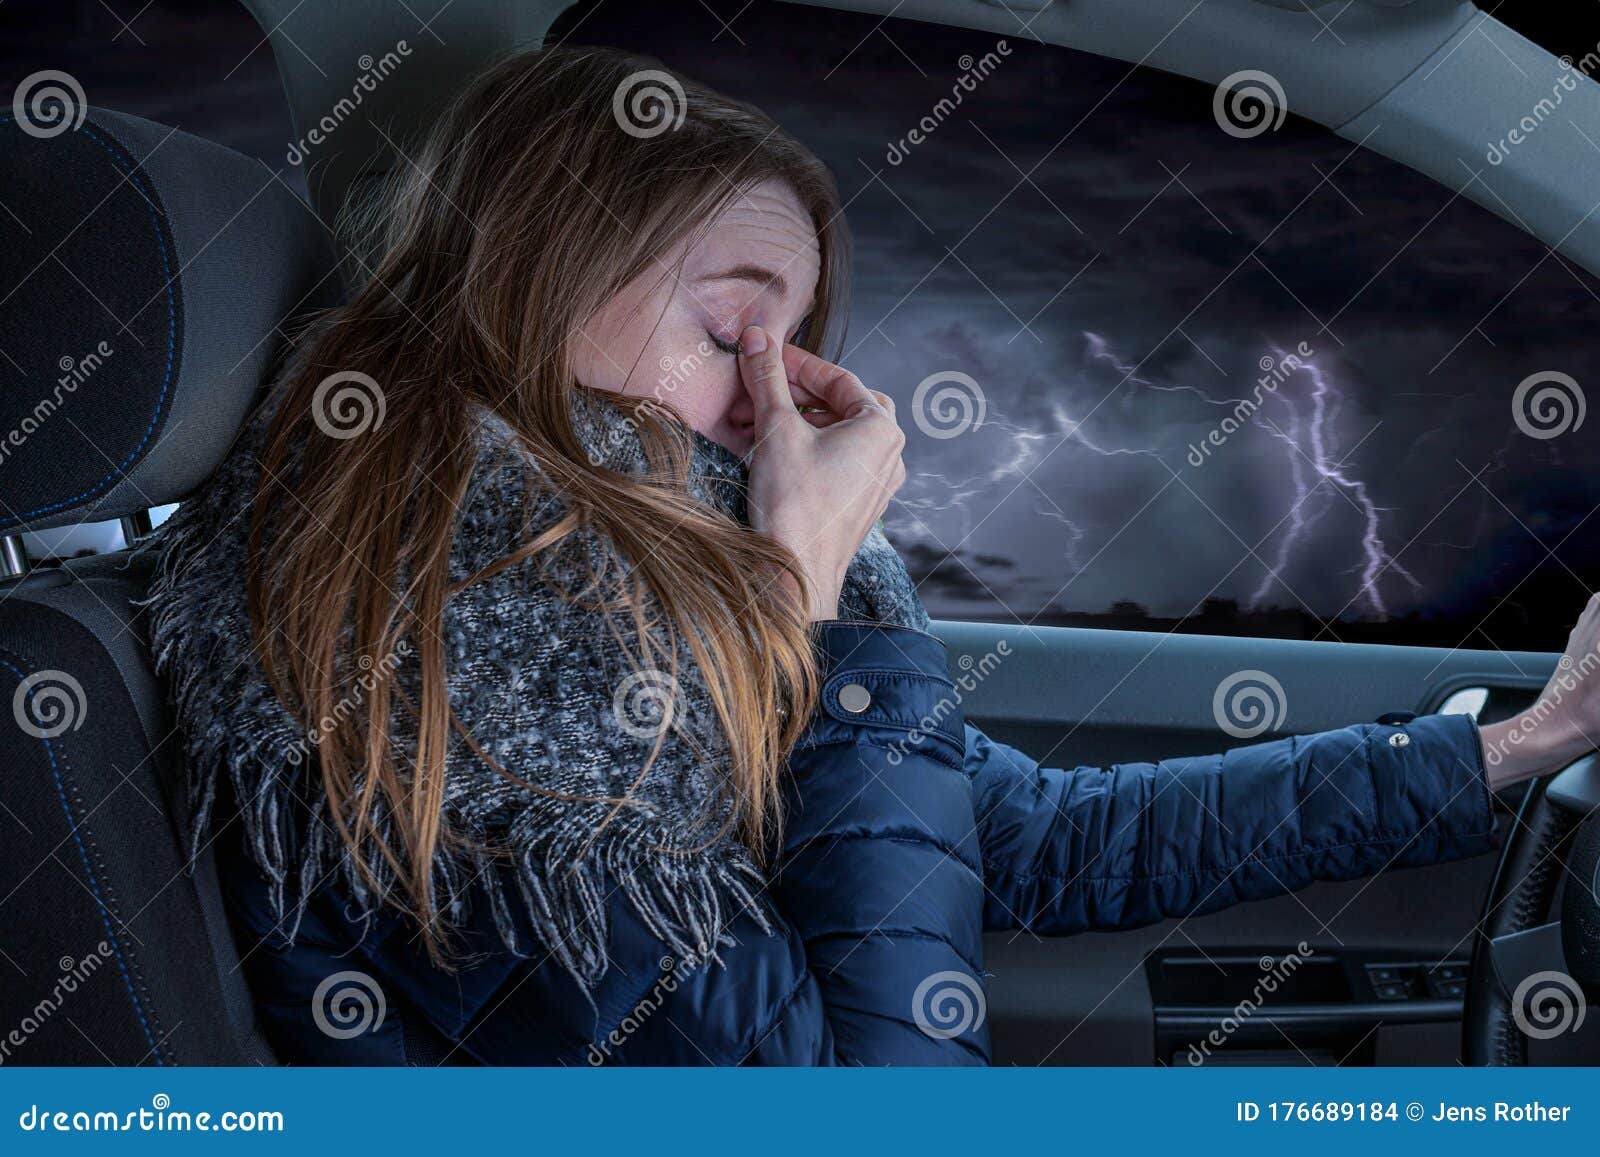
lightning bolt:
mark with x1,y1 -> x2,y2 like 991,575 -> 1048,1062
1250,393 -> 1314,610
898,332 -> 1434,623
1087,331 -> 1430,619
1086,331 -> 1238,409
897,395 -> 1156,577
1251,351 -> 1422,618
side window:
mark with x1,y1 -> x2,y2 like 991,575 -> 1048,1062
567,1 -> 1600,652
22,506 -> 177,566
24,1 -> 1597,654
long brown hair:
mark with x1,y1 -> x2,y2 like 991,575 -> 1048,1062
249,44 -> 850,963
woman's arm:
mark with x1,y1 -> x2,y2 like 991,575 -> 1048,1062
550,624 -> 989,1064
498,621 -> 986,1064
967,593 -> 1600,936
965,712 -> 1496,935
752,620 -> 988,1063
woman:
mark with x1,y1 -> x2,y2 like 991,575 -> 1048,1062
149,43 -> 1598,1066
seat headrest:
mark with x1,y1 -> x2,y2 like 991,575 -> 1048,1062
0,106 -> 340,533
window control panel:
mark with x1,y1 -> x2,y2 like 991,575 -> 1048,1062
1148,949 -> 1477,1066
1364,961 -> 1468,1002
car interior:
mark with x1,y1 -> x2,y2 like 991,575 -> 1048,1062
3,0 -> 1600,1066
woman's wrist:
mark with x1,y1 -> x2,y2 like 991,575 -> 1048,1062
1476,710 -> 1591,791
807,578 -> 840,622
775,569 -> 840,621
809,600 -> 840,621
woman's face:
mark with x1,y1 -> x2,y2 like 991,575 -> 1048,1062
569,178 -> 821,459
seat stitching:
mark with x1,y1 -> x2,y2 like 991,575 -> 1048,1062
0,653 -> 165,1063
0,116 -> 179,525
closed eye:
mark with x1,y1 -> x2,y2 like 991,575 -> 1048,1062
707,330 -> 741,356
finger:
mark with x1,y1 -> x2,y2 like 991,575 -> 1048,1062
835,390 -> 902,429
738,326 -> 798,431
781,344 -> 875,417
789,380 -> 828,410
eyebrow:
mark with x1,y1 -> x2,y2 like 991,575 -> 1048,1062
694,263 -> 792,301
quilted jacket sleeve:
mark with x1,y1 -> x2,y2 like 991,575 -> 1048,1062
565,621 -> 990,1065
966,712 -> 1500,934
746,621 -> 989,1064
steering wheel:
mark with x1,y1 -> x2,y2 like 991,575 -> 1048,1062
1462,752 -> 1600,1064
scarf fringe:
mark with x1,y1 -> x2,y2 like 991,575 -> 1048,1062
141,476 -> 773,992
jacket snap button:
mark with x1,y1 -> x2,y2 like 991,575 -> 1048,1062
1388,732 -> 1410,748
837,683 -> 872,713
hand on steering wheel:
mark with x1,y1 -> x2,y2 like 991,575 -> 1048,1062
1477,593 -> 1600,790
1457,594 -> 1600,1064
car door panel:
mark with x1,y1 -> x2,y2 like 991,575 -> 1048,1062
931,620 -> 1554,1065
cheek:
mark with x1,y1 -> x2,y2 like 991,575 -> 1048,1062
571,282 -> 678,393
649,342 -> 741,429
570,312 -> 636,394
572,302 -> 742,436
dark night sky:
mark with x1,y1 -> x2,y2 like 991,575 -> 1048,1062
7,0 -> 1600,649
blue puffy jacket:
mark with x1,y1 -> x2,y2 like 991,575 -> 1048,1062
220,621 -> 1498,1065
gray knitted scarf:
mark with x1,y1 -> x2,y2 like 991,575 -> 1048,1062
146,383 -> 931,987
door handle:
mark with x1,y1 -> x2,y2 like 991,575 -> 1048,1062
1438,687 -> 1489,719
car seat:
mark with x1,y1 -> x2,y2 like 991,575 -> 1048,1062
0,105 -> 339,1064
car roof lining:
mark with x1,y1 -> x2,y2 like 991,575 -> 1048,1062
238,0 -> 1600,278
